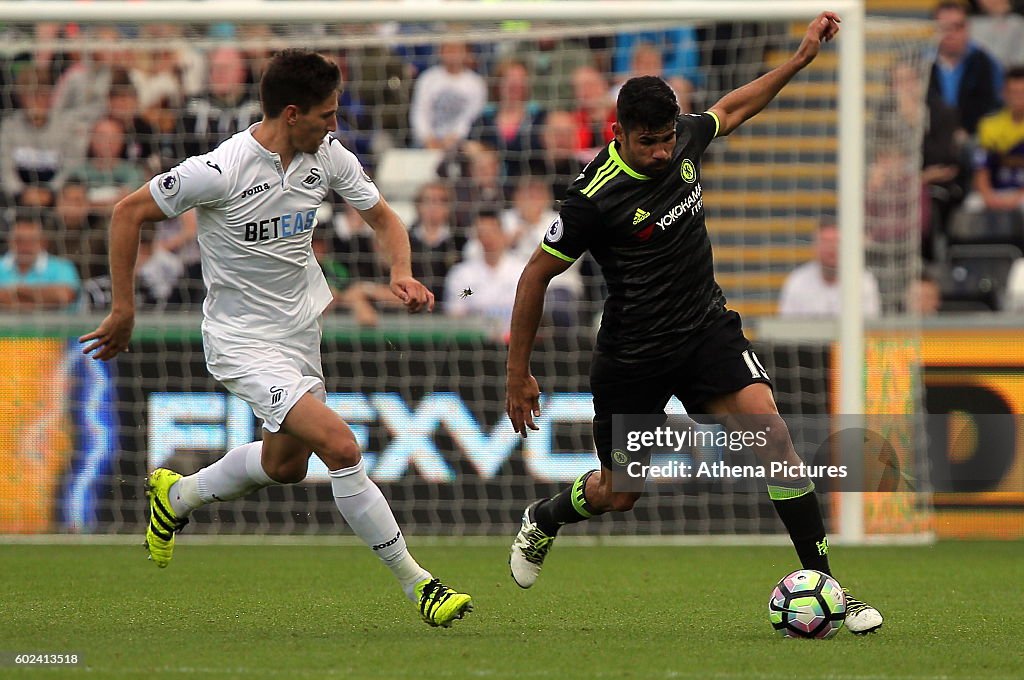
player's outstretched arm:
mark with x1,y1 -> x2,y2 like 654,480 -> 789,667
79,185 -> 169,361
358,197 -> 435,313
708,11 -> 840,137
506,248 -> 572,437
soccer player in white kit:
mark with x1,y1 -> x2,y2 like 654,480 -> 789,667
80,49 -> 472,627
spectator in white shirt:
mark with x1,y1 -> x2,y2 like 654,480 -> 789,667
410,41 -> 487,150
445,209 -> 526,337
777,221 -> 881,318
970,0 -> 1024,69
500,177 -> 582,326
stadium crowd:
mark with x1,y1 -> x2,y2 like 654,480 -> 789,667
3,3 -> 1024,325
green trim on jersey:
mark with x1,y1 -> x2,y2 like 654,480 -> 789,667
581,157 -> 619,197
541,243 -> 576,262
705,110 -> 721,138
608,142 -> 651,180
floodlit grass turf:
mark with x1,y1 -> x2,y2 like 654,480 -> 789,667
1,541 -> 1021,679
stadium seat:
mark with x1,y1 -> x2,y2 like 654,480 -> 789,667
374,147 -> 445,202
948,207 -> 1024,250
942,244 -> 1023,311
1003,257 -> 1024,313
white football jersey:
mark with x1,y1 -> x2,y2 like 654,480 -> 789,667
149,124 -> 380,339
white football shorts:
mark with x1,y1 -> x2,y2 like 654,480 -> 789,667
202,317 -> 327,432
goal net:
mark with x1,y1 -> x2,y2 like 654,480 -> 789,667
0,2 -> 933,542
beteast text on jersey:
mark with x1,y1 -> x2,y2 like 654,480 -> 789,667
243,209 -> 318,242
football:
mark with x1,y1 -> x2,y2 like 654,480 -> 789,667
768,569 -> 847,639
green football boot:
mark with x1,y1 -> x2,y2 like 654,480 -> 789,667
414,577 -> 473,627
144,468 -> 189,568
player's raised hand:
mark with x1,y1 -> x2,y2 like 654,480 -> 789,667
79,309 -> 134,361
506,372 -> 541,437
797,11 -> 841,64
391,276 -> 435,313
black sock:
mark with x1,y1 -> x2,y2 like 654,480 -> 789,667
771,485 -> 832,576
533,470 -> 600,535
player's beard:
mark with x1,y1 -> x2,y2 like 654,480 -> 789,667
646,160 -> 671,175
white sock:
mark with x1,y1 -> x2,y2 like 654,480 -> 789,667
169,442 -> 277,517
329,460 -> 430,600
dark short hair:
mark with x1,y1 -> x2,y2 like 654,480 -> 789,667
1007,65 -> 1024,83
475,208 -> 501,223
415,181 -> 451,205
10,207 -> 43,228
934,0 -> 967,18
260,49 -> 341,119
109,67 -> 137,97
616,76 -> 679,133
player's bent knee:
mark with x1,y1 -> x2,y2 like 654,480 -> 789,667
588,470 -> 642,513
611,493 -> 641,512
265,456 -> 310,484
760,417 -> 795,462
317,434 -> 361,470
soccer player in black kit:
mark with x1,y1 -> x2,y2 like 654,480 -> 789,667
505,12 -> 883,634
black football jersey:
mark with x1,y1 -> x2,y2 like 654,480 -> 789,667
542,112 -> 727,361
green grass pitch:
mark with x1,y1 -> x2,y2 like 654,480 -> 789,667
1,541 -> 1021,679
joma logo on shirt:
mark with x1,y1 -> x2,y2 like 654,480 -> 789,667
244,209 -> 317,242
239,182 -> 271,199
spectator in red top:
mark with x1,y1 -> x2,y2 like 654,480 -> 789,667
569,65 -> 616,160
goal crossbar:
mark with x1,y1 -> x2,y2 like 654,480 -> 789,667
0,1 -> 862,24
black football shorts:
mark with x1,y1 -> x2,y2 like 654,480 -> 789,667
590,310 -> 772,470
